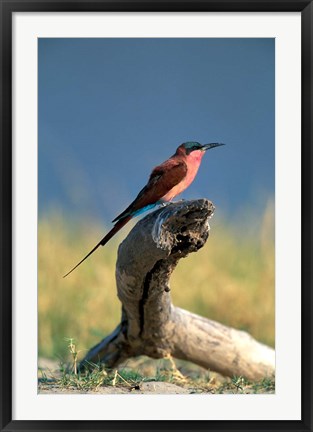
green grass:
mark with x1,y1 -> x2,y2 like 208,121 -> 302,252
38,201 -> 275,363
38,347 -> 275,394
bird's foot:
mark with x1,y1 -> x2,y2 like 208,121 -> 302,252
158,199 -> 185,209
159,201 -> 171,208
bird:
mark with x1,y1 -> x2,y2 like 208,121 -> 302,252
63,141 -> 225,278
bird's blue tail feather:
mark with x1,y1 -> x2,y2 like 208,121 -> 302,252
114,203 -> 157,222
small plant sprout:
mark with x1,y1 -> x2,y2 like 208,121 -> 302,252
112,370 -> 118,387
164,353 -> 187,382
231,376 -> 246,392
64,337 -> 80,375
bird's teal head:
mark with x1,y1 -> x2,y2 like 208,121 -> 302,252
179,141 -> 225,155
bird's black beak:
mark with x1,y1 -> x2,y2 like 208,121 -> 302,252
202,142 -> 225,151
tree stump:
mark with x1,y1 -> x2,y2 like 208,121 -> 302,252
81,199 -> 275,381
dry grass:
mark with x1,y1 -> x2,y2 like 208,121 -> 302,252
38,201 -> 275,361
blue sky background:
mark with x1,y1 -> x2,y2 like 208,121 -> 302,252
38,38 -> 274,227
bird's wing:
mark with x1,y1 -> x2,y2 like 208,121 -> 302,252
112,159 -> 187,222
144,159 -> 188,200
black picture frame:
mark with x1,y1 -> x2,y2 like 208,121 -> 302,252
1,1 -> 312,431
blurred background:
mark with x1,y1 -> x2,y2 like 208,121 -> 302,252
38,38 -> 275,360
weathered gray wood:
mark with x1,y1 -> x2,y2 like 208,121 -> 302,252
81,199 -> 275,380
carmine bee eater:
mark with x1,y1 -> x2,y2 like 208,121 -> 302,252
63,141 -> 224,277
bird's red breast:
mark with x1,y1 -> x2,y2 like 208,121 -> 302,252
161,149 -> 205,201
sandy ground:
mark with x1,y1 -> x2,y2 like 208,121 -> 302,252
39,381 -> 191,394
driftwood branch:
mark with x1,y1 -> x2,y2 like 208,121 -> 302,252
82,199 -> 275,381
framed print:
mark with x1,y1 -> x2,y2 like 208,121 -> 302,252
1,0 -> 312,431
